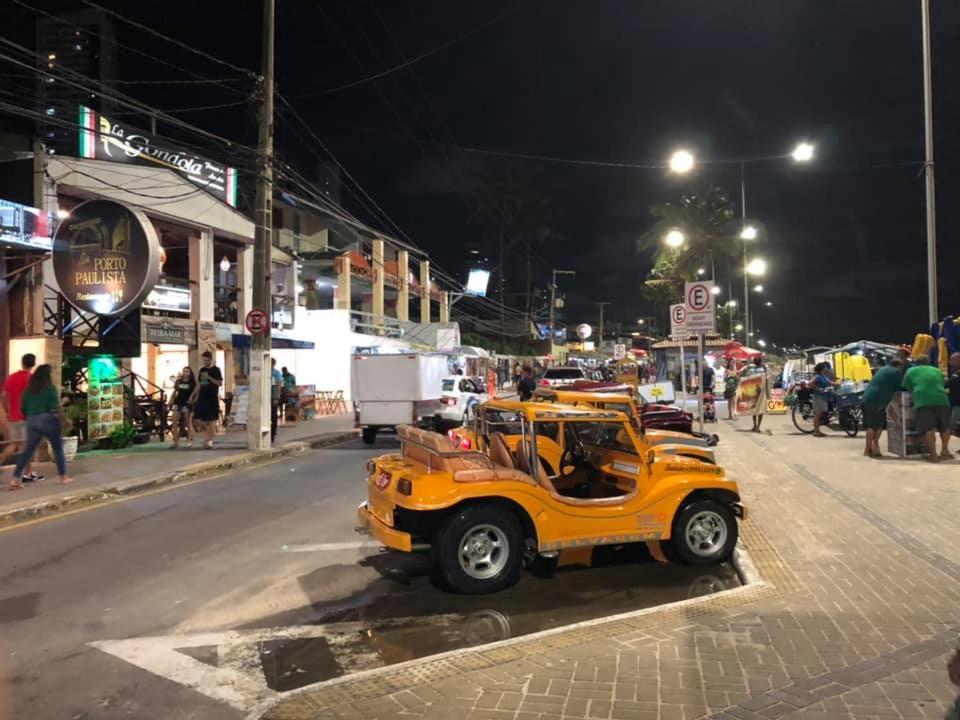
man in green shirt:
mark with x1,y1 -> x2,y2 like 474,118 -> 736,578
861,358 -> 904,458
901,354 -> 950,462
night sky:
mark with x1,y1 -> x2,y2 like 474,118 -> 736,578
7,0 -> 960,347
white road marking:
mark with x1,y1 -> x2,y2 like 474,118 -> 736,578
280,541 -> 381,553
89,615 -> 461,711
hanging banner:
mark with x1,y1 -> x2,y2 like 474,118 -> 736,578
52,199 -> 161,317
78,105 -> 238,207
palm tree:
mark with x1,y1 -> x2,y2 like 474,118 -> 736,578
638,186 -> 740,280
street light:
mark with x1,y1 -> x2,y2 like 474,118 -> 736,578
697,267 -> 706,276
740,225 -> 758,240
757,339 -> 767,348
664,229 -> 685,248
753,284 -> 764,293
735,323 -> 744,331
710,286 -> 721,295
726,300 -> 737,308
746,258 -> 767,276
637,319 -> 645,325
791,142 -> 815,163
765,301 -> 773,307
669,149 -> 694,174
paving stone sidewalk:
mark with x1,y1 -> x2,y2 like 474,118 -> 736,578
255,414 -> 960,720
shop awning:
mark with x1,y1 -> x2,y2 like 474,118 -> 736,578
231,334 -> 315,350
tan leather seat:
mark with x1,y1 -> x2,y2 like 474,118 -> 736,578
488,433 -> 516,469
397,425 -> 490,473
518,438 -> 639,507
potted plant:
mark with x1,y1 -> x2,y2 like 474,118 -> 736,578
109,422 -> 137,450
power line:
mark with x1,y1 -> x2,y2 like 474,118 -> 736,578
293,3 -> 521,98
79,0 -> 256,77
0,39 -> 258,156
11,0 -> 249,97
114,77 -> 246,86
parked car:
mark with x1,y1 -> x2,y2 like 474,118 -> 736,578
539,366 -> 586,387
436,376 -> 488,427
357,400 -> 743,594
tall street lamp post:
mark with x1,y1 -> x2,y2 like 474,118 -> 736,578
921,0 -> 938,323
548,269 -> 575,353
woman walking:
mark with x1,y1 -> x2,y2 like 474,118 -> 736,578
169,366 -> 196,449
10,365 -> 71,489
189,352 -> 222,450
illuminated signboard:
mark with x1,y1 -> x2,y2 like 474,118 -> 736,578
142,284 -> 191,314
52,199 -> 161,317
78,105 -> 238,207
0,198 -> 53,251
465,268 -> 491,297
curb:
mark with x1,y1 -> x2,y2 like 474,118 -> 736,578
732,544 -> 761,585
0,430 -> 357,526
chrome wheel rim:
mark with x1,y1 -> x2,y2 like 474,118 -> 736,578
685,510 -> 728,558
458,524 -> 509,580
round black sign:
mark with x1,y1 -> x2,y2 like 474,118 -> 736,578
52,200 -> 161,317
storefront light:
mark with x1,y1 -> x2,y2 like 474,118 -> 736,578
219,256 -> 231,273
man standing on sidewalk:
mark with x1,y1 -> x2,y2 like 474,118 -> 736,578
861,358 -> 904,458
270,358 -> 283,443
1,354 -> 38,480
902,354 -> 951,462
947,353 -> 960,454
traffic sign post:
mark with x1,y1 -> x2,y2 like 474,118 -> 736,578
245,308 -> 269,335
613,344 -> 626,360
684,281 -> 716,334
670,303 -> 691,340
683,282 -> 716,433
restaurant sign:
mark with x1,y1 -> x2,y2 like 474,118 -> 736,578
143,319 -> 197,346
78,105 -> 239,207
52,199 -> 161,317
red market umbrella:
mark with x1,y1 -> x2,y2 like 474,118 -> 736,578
722,341 -> 762,359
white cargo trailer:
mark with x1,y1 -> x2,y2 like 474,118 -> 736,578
351,353 -> 450,444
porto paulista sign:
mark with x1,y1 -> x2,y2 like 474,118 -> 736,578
53,199 -> 161,317
78,105 -> 239,207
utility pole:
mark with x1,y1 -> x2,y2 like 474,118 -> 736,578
597,302 -> 610,362
740,159 -> 750,345
921,0 -> 938,324
248,0 -> 275,451
548,269 -> 575,353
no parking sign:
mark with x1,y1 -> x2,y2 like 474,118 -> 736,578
684,281 -> 716,334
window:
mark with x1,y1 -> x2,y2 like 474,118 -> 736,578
442,379 -> 456,392
534,421 -> 560,443
480,409 -> 524,437
460,379 -> 479,393
543,368 -> 585,380
569,421 -> 637,455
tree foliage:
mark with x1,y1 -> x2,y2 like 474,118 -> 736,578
640,186 -> 741,316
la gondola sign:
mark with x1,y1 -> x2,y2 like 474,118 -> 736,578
52,200 -> 161,317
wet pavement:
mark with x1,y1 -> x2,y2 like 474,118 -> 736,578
245,553 -> 739,692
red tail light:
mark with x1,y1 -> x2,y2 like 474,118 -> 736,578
448,430 -> 461,448
441,397 -> 457,406
539,380 -> 550,386
460,436 -> 472,450
374,471 -> 392,490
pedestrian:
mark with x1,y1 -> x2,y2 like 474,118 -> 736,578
860,358 -> 904,458
945,647 -> 960,720
10,364 -> 71,489
948,353 -> 960,453
723,359 -> 740,420
281,365 -> 297,418
517,366 -> 537,402
512,361 -> 522,388
270,358 -> 283,442
168,366 -> 196,449
810,362 -> 834,437
747,355 -> 769,433
902,354 -> 951,462
702,362 -> 716,395
1,353 -> 40,481
189,351 -> 223,450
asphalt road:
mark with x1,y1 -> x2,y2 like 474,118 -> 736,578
0,437 -> 737,719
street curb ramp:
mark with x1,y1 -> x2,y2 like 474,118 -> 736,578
0,430 -> 357,526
